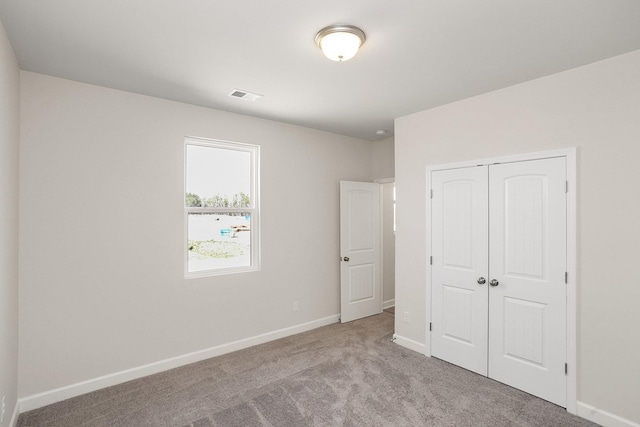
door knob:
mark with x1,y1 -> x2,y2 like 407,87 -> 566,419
489,279 -> 499,287
477,277 -> 486,285
342,256 -> 350,262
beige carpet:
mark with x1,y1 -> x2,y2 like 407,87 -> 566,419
18,312 -> 595,426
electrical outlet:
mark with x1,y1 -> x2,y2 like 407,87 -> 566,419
403,311 -> 411,323
292,301 -> 299,312
1,395 -> 5,423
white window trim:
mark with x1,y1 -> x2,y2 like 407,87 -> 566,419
184,136 -> 260,278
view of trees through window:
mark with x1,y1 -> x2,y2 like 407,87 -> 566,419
185,192 -> 250,208
185,139 -> 258,275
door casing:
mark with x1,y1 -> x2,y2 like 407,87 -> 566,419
425,148 -> 577,414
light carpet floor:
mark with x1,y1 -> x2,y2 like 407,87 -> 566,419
18,312 -> 596,426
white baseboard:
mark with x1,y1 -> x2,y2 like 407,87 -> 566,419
18,314 -> 340,413
577,402 -> 639,427
9,400 -> 19,427
383,299 -> 395,310
392,333 -> 426,355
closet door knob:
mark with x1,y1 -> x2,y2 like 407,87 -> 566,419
477,277 -> 486,285
489,279 -> 499,287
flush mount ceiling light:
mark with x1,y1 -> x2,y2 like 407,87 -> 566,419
315,25 -> 366,62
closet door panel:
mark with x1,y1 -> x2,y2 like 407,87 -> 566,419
488,157 -> 567,407
431,166 -> 489,375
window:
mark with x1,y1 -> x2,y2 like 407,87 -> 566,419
184,137 -> 260,276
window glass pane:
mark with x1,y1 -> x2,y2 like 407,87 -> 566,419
187,212 -> 252,272
186,145 -> 251,207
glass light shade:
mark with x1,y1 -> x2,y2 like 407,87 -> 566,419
315,25 -> 366,62
319,32 -> 362,62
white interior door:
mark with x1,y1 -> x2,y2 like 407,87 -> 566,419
488,158 -> 567,406
430,157 -> 567,406
431,166 -> 489,375
340,181 -> 382,323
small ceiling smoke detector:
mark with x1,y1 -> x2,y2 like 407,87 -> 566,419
228,89 -> 263,102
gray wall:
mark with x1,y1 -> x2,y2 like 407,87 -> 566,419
18,72 -> 374,398
395,49 -> 640,423
0,19 -> 19,427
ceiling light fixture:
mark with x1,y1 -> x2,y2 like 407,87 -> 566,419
315,25 -> 366,62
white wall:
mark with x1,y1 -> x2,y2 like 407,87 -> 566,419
381,182 -> 395,306
371,136 -> 394,180
395,50 -> 640,424
372,137 -> 395,307
18,72 -> 373,398
0,19 -> 20,427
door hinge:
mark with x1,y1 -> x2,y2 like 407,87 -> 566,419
430,189 -> 433,199
565,272 -> 568,284
429,322 -> 432,332
430,256 -> 433,265
565,180 -> 569,193
565,363 -> 568,375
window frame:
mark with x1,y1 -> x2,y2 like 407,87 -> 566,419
184,136 -> 260,278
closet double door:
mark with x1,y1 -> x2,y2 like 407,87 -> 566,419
431,157 -> 567,407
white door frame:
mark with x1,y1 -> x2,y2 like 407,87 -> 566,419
375,178 -> 395,310
425,147 -> 577,414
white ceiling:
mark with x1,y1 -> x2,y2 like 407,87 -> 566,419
2,0 -> 640,140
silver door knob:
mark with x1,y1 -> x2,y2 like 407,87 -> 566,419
477,277 -> 486,285
342,256 -> 350,262
489,279 -> 499,287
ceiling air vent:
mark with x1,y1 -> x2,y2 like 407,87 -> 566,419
228,89 -> 263,102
